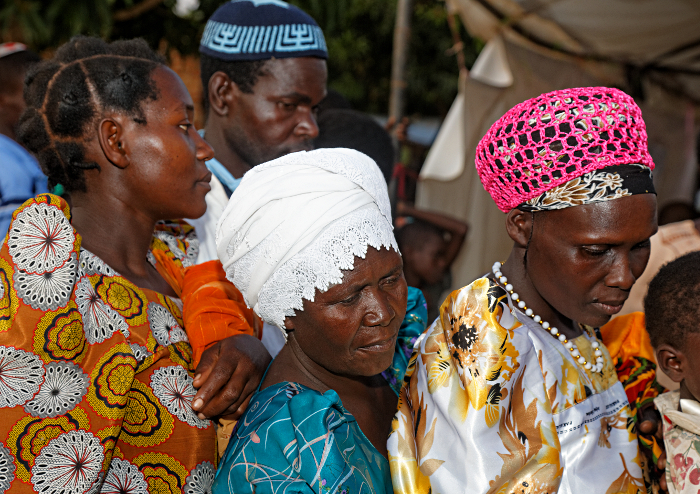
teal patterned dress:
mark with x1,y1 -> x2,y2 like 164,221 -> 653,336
212,287 -> 428,494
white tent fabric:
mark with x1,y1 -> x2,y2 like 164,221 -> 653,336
417,1 -> 699,289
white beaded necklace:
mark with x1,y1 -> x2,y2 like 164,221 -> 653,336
492,261 -> 604,373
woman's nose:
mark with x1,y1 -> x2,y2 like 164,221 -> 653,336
363,289 -> 396,327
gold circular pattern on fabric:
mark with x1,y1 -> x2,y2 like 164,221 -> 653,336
133,452 -> 188,494
7,408 -> 90,482
96,276 -> 148,325
0,257 -> 19,333
34,302 -> 87,364
87,345 -> 137,419
120,379 -> 174,448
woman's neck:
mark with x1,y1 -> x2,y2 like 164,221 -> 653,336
267,334 -> 386,394
69,192 -> 175,296
500,249 -> 582,339
266,334 -> 396,458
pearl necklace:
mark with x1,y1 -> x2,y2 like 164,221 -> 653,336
492,261 -> 604,373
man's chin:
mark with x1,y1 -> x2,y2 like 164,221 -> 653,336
252,145 -> 313,167
278,144 -> 313,158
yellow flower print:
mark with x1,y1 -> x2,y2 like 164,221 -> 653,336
605,453 -> 645,494
427,341 -> 452,394
390,389 -> 437,494
489,367 -> 562,494
442,279 -> 519,426
598,413 -> 630,449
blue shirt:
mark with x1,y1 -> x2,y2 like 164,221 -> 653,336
0,135 -> 48,238
213,288 -> 428,494
205,156 -> 242,197
198,129 -> 242,197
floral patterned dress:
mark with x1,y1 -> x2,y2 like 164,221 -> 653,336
212,288 -> 428,494
654,390 -> 700,494
388,277 -> 646,494
0,194 -> 217,493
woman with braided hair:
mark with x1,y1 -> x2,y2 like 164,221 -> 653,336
389,88 -> 666,493
0,36 -> 270,492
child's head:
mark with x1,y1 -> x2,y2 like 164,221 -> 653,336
645,251 -> 700,400
396,220 -> 447,286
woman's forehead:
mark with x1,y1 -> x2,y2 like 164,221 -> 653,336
542,193 -> 657,241
147,66 -> 193,112
319,248 -> 402,295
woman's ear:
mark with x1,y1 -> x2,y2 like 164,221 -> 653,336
655,343 -> 685,383
208,71 -> 238,118
283,317 -> 296,331
505,208 -> 534,247
97,118 -> 129,169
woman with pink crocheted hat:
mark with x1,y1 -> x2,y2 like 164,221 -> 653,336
388,87 -> 661,493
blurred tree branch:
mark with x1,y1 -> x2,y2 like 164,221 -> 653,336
114,0 -> 165,21
0,0 -> 482,119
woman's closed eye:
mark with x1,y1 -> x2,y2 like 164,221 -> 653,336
381,274 -> 402,286
582,245 -> 610,256
632,239 -> 651,250
278,101 -> 298,112
339,292 -> 361,305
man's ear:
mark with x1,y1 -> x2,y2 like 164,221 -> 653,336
656,343 -> 685,383
208,71 -> 239,117
97,118 -> 129,169
505,208 -> 534,247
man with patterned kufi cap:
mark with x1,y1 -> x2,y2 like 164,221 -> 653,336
189,0 -> 328,266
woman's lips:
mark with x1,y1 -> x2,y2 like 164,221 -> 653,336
196,171 -> 213,191
357,334 -> 396,353
198,170 -> 213,184
592,301 -> 625,316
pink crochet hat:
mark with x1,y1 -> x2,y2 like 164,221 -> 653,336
475,87 -> 654,213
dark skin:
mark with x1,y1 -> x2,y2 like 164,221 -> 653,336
656,336 -> 700,404
0,70 -> 25,140
262,247 -> 407,457
653,337 -> 700,492
73,66 -> 271,420
500,193 -> 666,489
501,194 -> 657,340
203,57 -> 327,179
396,201 -> 467,288
402,233 -> 447,288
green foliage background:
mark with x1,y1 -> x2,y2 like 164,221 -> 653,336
1,0 -> 481,117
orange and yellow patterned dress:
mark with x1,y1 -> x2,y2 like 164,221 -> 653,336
0,194 -> 230,493
388,277 -> 647,494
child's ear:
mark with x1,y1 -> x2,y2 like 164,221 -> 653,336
656,343 -> 686,383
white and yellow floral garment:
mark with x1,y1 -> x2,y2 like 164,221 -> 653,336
388,277 -> 646,494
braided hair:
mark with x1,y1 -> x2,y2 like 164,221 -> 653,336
17,36 -> 165,192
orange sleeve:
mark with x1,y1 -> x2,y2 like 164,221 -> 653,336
151,249 -> 185,297
181,260 -> 263,368
599,312 -> 656,364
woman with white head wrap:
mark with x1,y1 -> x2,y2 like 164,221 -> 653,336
212,148 -> 427,494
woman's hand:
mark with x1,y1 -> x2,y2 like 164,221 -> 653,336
638,404 -> 668,492
191,334 -> 272,420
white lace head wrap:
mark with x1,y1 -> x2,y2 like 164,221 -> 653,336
216,148 -> 398,329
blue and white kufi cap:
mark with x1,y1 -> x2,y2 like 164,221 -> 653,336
200,0 -> 328,61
